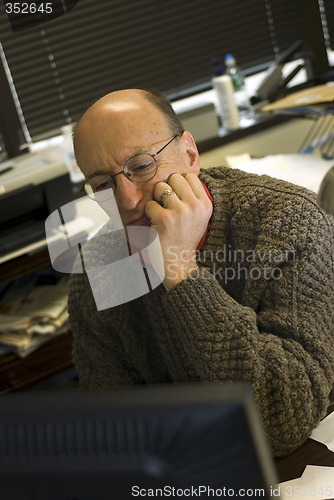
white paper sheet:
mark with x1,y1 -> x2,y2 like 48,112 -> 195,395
279,466 -> 334,500
310,412 -> 334,452
229,154 -> 333,194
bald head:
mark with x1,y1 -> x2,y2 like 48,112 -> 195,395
74,89 -> 183,176
74,90 -> 153,154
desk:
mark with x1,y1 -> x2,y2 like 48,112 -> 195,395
275,405 -> 334,483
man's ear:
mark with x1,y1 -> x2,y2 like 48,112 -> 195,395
180,131 -> 200,175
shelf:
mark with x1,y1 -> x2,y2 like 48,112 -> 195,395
0,247 -> 52,284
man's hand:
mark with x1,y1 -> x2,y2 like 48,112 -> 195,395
145,173 -> 213,290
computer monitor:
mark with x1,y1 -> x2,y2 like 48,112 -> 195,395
0,382 -> 278,499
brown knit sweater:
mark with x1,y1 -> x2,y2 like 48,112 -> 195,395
68,166 -> 334,457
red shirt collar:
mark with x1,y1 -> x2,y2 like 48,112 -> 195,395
196,180 -> 213,251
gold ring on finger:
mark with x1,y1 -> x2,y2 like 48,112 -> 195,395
160,188 -> 175,206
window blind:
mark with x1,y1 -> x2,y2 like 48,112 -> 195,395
323,0 -> 334,50
0,0 -> 320,142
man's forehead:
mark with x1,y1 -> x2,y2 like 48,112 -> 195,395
80,93 -> 166,136
90,90 -> 155,117
98,97 -> 145,113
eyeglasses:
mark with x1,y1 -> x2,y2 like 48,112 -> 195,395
82,133 -> 182,201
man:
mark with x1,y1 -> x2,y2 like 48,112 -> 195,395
69,88 -> 334,457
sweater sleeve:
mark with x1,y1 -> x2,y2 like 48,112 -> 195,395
150,202 -> 334,457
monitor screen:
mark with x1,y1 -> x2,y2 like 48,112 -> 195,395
0,382 -> 278,499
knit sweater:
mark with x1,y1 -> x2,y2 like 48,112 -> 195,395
68,166 -> 334,457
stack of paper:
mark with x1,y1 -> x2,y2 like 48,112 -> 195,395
0,270 -> 69,357
227,154 -> 334,194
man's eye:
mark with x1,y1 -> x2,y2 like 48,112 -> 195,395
95,178 -> 113,191
129,160 -> 155,176
134,163 -> 152,172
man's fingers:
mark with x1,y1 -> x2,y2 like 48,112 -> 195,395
144,199 -> 161,222
180,172 -> 208,199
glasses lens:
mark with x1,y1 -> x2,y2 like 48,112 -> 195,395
84,175 -> 115,201
124,154 -> 157,182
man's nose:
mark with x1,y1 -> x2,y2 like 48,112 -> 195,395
114,173 -> 144,211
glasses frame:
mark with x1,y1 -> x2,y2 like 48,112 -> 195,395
82,132 -> 183,198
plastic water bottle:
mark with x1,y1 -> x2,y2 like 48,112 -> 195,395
224,54 -> 252,121
211,57 -> 240,131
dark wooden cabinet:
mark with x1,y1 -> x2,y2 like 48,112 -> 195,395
0,248 -> 74,394
0,331 -> 73,394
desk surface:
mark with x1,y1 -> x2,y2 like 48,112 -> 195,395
275,405 -> 334,483
275,438 -> 334,484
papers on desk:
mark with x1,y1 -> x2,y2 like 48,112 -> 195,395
0,270 -> 69,358
310,411 -> 334,452
278,412 -> 334,499
279,466 -> 334,500
226,153 -> 333,194
260,83 -> 334,113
